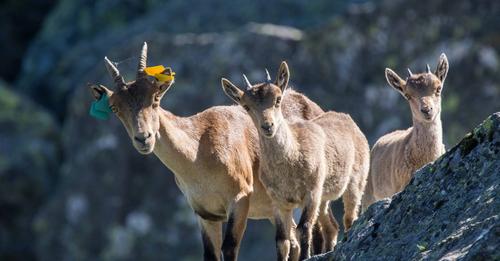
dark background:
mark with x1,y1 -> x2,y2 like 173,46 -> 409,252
0,0 -> 499,260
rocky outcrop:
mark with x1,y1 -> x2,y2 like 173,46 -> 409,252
308,112 -> 500,260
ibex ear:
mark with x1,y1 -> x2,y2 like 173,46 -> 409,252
435,53 -> 449,84
221,78 -> 244,104
89,84 -> 113,100
385,68 -> 406,96
275,61 -> 290,92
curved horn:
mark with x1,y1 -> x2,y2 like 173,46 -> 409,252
426,64 -> 431,73
242,74 -> 252,89
265,68 -> 272,83
407,68 -> 413,77
137,42 -> 148,78
104,56 -> 126,88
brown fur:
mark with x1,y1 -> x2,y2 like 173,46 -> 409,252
361,54 -> 449,211
89,43 -> 324,261
221,62 -> 370,260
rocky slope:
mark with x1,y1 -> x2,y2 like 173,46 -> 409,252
308,112 -> 500,260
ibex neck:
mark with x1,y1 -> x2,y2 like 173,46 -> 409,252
259,120 -> 298,162
409,113 -> 443,161
153,109 -> 199,171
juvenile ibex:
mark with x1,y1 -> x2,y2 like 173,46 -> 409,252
89,43 -> 324,261
221,62 -> 370,260
362,54 -> 448,210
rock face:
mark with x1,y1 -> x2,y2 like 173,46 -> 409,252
308,112 -> 500,260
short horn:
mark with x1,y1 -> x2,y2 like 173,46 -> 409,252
137,42 -> 148,78
265,68 -> 271,83
426,64 -> 431,73
407,68 -> 413,77
242,74 -> 252,90
104,56 -> 126,88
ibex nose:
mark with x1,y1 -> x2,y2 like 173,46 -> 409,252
420,107 -> 432,115
134,132 -> 152,144
261,122 -> 274,132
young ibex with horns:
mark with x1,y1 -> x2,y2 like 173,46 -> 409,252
362,54 -> 448,210
89,43 -> 324,261
221,62 -> 370,260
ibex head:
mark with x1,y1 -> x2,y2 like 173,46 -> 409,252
89,42 -> 174,154
385,53 -> 449,123
221,61 -> 290,138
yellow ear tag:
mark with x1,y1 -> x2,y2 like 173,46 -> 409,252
144,65 -> 176,83
144,65 -> 165,76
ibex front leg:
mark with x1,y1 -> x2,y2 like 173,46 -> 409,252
222,194 -> 250,261
199,218 -> 222,261
274,208 -> 299,261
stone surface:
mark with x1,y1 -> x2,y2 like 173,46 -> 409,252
308,113 -> 500,261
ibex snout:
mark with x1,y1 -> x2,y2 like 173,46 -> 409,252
419,98 -> 438,120
132,128 -> 155,154
420,106 -> 432,115
134,132 -> 152,145
260,121 -> 275,137
261,122 -> 274,132
417,95 -> 439,122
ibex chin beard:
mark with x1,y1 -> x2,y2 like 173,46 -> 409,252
134,143 -> 155,154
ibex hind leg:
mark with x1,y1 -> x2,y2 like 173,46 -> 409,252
311,221 -> 324,255
297,189 -> 322,260
342,171 -> 367,234
360,171 -> 377,213
318,200 -> 339,252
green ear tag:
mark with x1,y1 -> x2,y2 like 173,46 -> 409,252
89,94 -> 112,120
